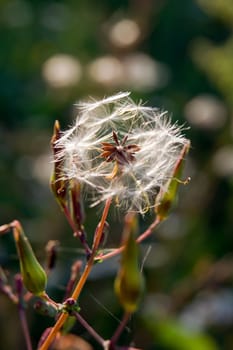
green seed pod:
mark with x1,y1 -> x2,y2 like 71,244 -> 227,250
155,141 -> 190,220
114,228 -> 144,313
50,120 -> 68,209
13,221 -> 47,296
69,178 -> 85,233
34,299 -> 58,318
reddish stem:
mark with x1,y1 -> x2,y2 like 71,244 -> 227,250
96,216 -> 161,262
72,311 -> 106,347
38,198 -> 112,350
109,312 -> 131,350
15,275 -> 33,350
62,204 -> 92,258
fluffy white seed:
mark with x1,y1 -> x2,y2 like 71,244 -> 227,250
55,92 -> 189,213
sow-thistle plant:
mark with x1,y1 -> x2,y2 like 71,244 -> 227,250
0,92 -> 190,350
55,92 -> 188,214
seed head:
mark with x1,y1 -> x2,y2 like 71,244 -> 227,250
54,92 -> 189,213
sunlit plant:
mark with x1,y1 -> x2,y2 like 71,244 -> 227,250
0,92 -> 190,350
55,92 -> 187,213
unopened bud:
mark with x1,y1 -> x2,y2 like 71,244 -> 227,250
114,230 -> 144,313
69,179 -> 85,228
13,221 -> 47,295
45,240 -> 60,271
34,299 -> 58,318
123,212 -> 138,237
155,141 -> 190,220
50,120 -> 68,209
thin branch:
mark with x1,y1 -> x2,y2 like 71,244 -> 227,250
109,312 -> 131,350
15,275 -> 33,350
72,311 -> 106,347
95,217 -> 161,262
62,204 -> 92,258
38,198 -> 112,350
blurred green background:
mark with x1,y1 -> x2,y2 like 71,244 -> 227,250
1,0 -> 233,349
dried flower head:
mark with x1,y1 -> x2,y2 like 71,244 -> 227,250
55,92 -> 189,213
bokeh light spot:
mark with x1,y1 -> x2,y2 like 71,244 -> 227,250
212,146 -> 233,177
87,56 -> 124,86
122,53 -> 170,91
42,54 -> 82,88
109,18 -> 141,48
184,95 -> 227,130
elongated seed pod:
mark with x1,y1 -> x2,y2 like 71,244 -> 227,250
13,221 -> 47,296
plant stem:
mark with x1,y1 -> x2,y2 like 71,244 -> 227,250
62,204 -> 92,258
18,306 -> 33,350
38,198 -> 112,350
109,312 -> 131,350
95,217 -> 161,262
72,311 -> 106,347
136,216 -> 161,243
15,274 -> 33,350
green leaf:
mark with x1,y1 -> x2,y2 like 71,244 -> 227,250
145,318 -> 218,350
